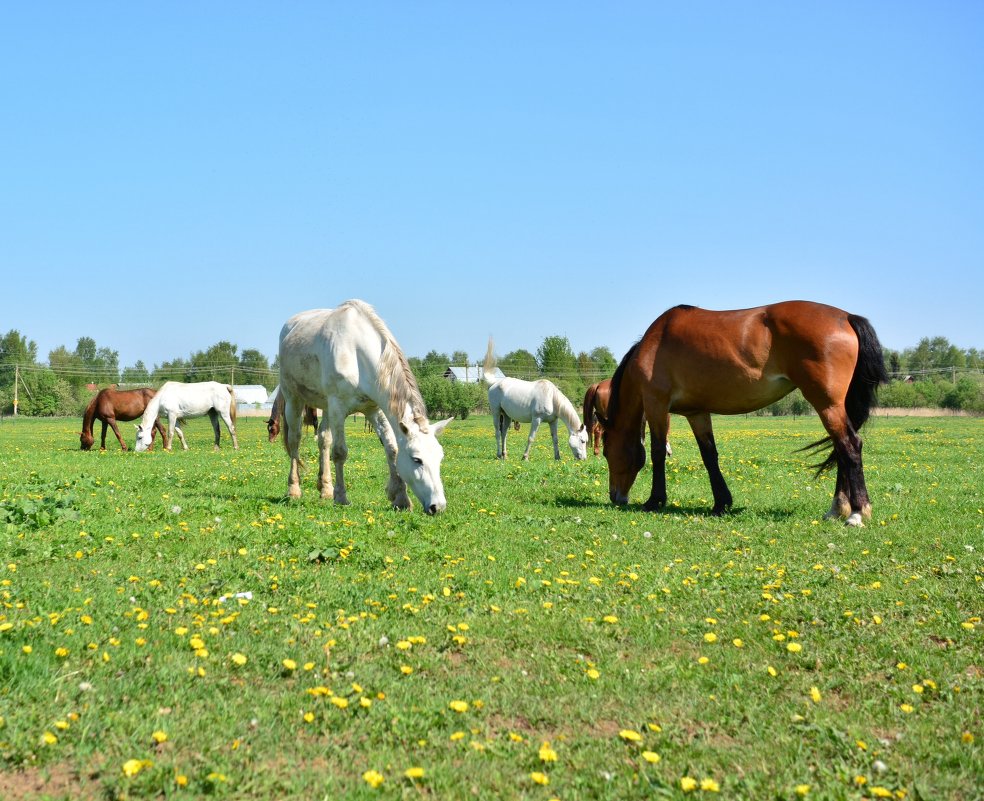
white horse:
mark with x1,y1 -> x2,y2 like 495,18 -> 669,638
134,381 -> 239,452
483,338 -> 588,461
278,300 -> 452,514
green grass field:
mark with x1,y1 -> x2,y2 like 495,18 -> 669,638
0,413 -> 981,800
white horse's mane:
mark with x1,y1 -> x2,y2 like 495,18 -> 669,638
339,300 -> 429,430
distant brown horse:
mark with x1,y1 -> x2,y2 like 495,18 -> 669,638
266,390 -> 319,442
80,387 -> 166,451
601,301 -> 887,526
583,378 -> 670,458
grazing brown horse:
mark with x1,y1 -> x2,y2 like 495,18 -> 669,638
266,390 -> 319,442
601,301 -> 887,526
80,387 -> 166,450
583,378 -> 670,458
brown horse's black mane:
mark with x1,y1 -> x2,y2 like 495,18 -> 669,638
601,339 -> 642,434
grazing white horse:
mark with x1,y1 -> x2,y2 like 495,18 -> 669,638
278,300 -> 452,514
134,381 -> 239,452
483,338 -> 588,461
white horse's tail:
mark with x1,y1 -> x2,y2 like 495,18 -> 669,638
483,337 -> 499,385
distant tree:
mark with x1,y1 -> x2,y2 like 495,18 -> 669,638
0,330 -> 38,391
500,349 -> 538,380
537,336 -> 577,376
190,341 -> 239,383
239,348 -> 275,388
411,350 -> 451,380
48,345 -> 85,388
153,358 -> 192,383
72,337 -> 119,384
122,361 -> 151,384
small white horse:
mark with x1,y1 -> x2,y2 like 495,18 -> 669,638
278,300 -> 452,514
483,338 -> 588,461
134,381 -> 239,452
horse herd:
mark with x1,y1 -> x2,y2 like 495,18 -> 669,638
79,299 -> 888,526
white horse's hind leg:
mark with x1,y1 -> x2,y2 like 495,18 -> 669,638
220,408 -> 239,450
316,416 -> 334,499
284,399 -> 304,499
548,419 -> 560,460
327,401 -> 350,505
523,417 -> 542,460
371,410 -> 412,510
208,409 -> 222,451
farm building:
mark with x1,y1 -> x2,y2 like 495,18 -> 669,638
444,365 -> 504,383
232,384 -> 270,408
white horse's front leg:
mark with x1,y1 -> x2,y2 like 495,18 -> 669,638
549,420 -> 560,460
523,417 -> 542,460
172,415 -> 188,450
316,416 -> 334,500
371,410 -> 411,510
328,402 -> 350,505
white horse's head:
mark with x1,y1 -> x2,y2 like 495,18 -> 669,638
396,410 -> 452,514
134,423 -> 154,452
569,424 -> 589,460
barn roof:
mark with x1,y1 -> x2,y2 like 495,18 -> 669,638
443,366 -> 503,384
232,385 -> 270,405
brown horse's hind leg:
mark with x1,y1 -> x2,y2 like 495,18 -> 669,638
816,407 -> 871,526
686,413 -> 733,516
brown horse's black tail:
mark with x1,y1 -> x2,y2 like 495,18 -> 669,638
805,314 -> 889,473
583,383 -> 599,431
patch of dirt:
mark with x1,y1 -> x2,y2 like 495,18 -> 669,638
0,762 -> 102,801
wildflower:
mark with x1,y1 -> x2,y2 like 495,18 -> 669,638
961,732 -> 974,744
231,653 -> 247,666
586,668 -> 600,680
641,751 -> 661,763
330,697 -> 349,709
680,776 -> 698,792
911,684 -> 924,694
152,730 -> 168,743
619,729 -> 643,742
703,632 -> 718,643
697,656 -> 710,665
701,778 -> 721,792
732,638 -> 744,648
449,700 -> 469,713
870,788 -> 893,799
900,703 -> 914,714
786,642 -> 802,653
122,759 -> 146,777
362,769 -> 384,789
282,658 -> 297,671
303,711 -> 315,723
539,742 -> 557,762
176,774 -> 189,787
530,772 -> 549,786
404,766 -> 425,780
400,665 -> 413,675
41,731 -> 58,745
795,784 -> 810,796
810,687 -> 822,704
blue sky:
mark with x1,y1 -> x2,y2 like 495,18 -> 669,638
2,2 -> 982,371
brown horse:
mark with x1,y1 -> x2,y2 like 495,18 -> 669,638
601,301 -> 887,526
80,387 -> 167,451
583,378 -> 670,458
266,391 -> 319,442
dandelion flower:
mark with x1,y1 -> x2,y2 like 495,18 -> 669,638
680,776 -> 698,792
539,742 -> 557,762
282,658 -> 297,671
732,638 -> 744,648
703,632 -> 718,643
404,766 -> 425,780
449,700 -> 469,713
962,732 -> 975,744
152,730 -> 168,744
795,784 -> 810,796
362,769 -> 384,788
701,778 -> 721,792
530,772 -> 549,786
810,687 -> 822,704
786,642 -> 802,653
231,652 -> 247,666
619,729 -> 643,742
122,759 -> 145,777
586,668 -> 600,680
641,751 -> 661,763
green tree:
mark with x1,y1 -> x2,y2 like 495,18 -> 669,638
239,349 -> 275,389
500,349 -> 538,380
153,358 -> 192,383
122,361 -> 152,384
0,330 -> 38,392
190,341 -> 239,383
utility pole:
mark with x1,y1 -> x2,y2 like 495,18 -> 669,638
13,364 -> 18,417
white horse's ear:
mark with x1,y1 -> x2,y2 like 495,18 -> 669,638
431,417 -> 453,438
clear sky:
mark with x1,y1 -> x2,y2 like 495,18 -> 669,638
2,2 -> 982,371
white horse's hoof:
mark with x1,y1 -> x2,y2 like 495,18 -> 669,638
845,512 -> 864,527
288,486 -> 302,500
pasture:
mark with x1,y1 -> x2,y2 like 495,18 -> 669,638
0,413 -> 980,800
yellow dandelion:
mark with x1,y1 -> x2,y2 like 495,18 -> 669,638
282,658 -> 297,671
641,751 -> 661,763
698,656 -> 710,665
362,769 -> 384,788
303,711 -> 315,723
122,758 -> 145,777
871,788 -> 893,799
680,776 -> 698,792
795,784 -> 810,796
900,703 -> 914,714
961,731 -> 974,744
786,642 -> 802,653
810,687 -> 822,704
586,668 -> 600,680
539,742 -> 557,762
330,697 -> 349,709
400,665 -> 413,675
701,777 -> 721,792
530,771 -> 550,786
404,766 -> 425,780
619,729 -> 643,742
152,730 -> 168,744
41,731 -> 58,745
911,684 -> 924,694
703,632 -> 718,643
175,774 -> 189,787
449,731 -> 466,741
602,615 -> 619,624
732,638 -> 744,648
449,700 -> 469,713
231,652 -> 247,666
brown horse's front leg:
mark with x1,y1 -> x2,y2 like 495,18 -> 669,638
687,413 -> 733,515
107,418 -> 128,450
642,434 -> 668,512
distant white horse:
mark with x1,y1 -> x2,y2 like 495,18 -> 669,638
278,300 -> 452,514
483,338 -> 588,461
134,381 -> 239,452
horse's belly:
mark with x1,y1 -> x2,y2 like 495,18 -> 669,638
670,376 -> 794,416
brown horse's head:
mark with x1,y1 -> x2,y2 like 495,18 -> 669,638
267,416 -> 280,442
603,422 -> 645,505
80,430 -> 95,450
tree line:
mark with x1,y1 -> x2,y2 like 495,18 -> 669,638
0,328 -> 981,417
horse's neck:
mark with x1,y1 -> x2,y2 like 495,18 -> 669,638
81,398 -> 98,433
554,390 -> 581,433
140,392 -> 163,425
